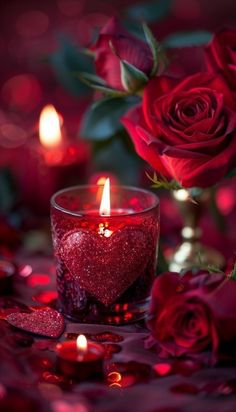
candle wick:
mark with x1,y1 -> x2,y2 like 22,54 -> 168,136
98,223 -> 113,238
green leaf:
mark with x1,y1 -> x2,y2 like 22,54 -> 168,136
77,73 -> 128,97
142,22 -> 159,76
76,72 -> 106,86
226,167 -> 236,179
231,261 -> 236,280
87,84 -> 129,97
120,60 -> 149,92
93,136 -> 143,185
126,0 -> 172,23
80,96 -> 139,140
164,30 -> 212,48
0,168 -> 18,213
146,171 -> 181,190
206,265 -> 224,274
50,36 -> 94,96
123,21 -> 146,40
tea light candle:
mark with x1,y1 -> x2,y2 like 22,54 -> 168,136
0,259 -> 15,294
56,334 -> 105,380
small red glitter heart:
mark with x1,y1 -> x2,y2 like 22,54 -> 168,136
60,226 -> 151,305
6,308 -> 65,338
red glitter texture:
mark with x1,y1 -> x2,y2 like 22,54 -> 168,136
60,227 -> 152,305
6,308 -> 65,338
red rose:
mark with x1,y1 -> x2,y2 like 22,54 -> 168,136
92,17 -> 153,92
147,271 -> 236,363
122,73 -> 236,188
205,29 -> 236,91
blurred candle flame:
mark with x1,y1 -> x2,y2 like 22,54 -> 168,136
99,178 -> 110,216
97,176 -> 107,186
39,104 -> 62,148
76,334 -> 88,354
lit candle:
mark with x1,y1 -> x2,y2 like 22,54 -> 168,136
39,104 -> 62,149
51,181 -> 160,324
56,334 -> 105,380
76,334 -> 88,360
99,177 -> 110,216
38,104 -> 83,167
18,104 -> 89,214
97,178 -> 113,238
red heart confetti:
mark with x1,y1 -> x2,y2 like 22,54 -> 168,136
6,308 -> 65,338
59,227 -> 151,305
153,363 -> 172,377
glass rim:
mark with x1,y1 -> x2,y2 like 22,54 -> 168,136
50,184 -> 159,218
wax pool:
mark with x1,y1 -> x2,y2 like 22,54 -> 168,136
51,185 -> 160,324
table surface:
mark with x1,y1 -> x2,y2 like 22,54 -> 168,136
1,254 -> 236,412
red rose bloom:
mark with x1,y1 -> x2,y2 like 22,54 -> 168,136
92,17 -> 153,91
205,29 -> 236,90
147,271 -> 236,363
122,73 -> 236,188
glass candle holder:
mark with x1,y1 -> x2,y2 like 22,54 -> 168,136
51,185 -> 160,324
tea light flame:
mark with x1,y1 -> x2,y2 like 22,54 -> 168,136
99,178 -> 110,216
76,334 -> 88,354
39,104 -> 62,148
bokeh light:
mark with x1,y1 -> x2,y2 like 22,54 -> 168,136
216,186 -> 236,215
0,123 -> 27,148
171,0 -> 201,19
2,74 -> 42,111
57,0 -> 85,17
16,11 -> 49,38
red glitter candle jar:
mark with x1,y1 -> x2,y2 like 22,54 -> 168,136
51,179 -> 160,324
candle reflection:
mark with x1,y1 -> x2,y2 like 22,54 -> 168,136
107,371 -> 122,388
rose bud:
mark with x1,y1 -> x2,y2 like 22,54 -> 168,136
90,17 -> 159,93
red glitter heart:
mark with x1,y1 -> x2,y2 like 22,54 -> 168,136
59,226 -> 151,305
6,308 -> 65,338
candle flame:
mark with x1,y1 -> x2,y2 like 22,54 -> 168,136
97,176 -> 107,186
39,104 -> 62,148
99,178 -> 110,216
76,334 -> 88,353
